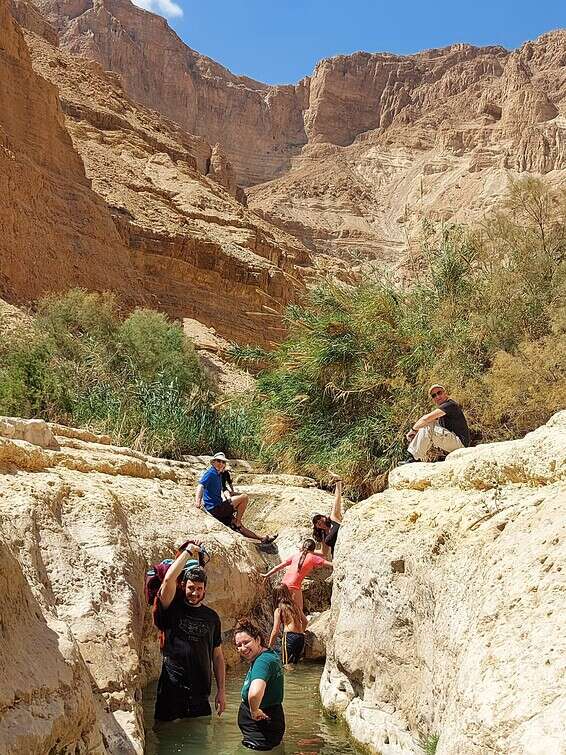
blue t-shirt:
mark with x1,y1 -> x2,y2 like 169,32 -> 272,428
199,466 -> 222,511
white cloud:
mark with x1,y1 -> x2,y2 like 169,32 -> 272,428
132,0 -> 183,20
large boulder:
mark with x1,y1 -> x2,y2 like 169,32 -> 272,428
321,412 -> 566,754
0,431 -> 266,754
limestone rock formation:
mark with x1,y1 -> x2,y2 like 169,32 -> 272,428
321,412 -> 566,754
0,0 -> 138,308
0,423 -> 272,753
2,0 -> 311,346
35,0 -> 566,265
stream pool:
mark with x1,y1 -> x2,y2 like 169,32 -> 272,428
144,663 -> 364,754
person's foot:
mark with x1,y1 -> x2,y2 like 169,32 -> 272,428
328,470 -> 342,481
260,533 -> 278,545
398,455 -> 417,466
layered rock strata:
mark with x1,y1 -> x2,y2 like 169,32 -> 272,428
0,0 -> 138,308
321,412 -> 566,754
2,0 -> 311,346
35,0 -> 566,263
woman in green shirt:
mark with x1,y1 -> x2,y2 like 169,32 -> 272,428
235,618 -> 285,751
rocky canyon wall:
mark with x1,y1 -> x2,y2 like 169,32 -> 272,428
36,0 -> 566,265
2,0 -> 312,346
321,412 -> 566,754
0,418 -> 335,753
0,0 -> 138,307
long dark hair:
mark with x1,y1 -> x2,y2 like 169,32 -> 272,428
297,537 -> 316,570
312,515 -> 330,542
273,585 -> 303,627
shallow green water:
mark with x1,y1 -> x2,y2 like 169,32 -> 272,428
144,663 -> 363,754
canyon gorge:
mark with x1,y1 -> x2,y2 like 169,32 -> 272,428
1,1 -> 565,752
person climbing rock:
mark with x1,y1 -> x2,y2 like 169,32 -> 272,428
312,478 -> 344,558
268,585 -> 308,667
260,539 -> 332,620
401,384 -> 470,464
235,618 -> 285,751
152,544 -> 226,722
195,453 -> 277,545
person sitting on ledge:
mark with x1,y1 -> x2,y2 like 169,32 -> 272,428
401,383 -> 470,464
195,453 -> 277,545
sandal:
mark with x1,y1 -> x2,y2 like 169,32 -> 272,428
260,533 -> 278,545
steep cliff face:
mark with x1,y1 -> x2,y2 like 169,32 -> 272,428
321,412 -> 566,754
0,0 -> 138,307
38,0 -> 566,263
2,0 -> 311,345
249,33 -> 566,265
38,0 -> 310,186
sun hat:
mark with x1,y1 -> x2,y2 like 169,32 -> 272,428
211,452 -> 228,462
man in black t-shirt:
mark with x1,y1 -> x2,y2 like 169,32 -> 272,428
153,547 -> 225,722
402,384 -> 470,463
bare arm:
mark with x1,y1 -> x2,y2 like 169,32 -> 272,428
317,559 -> 334,569
314,543 -> 331,559
268,608 -> 282,648
159,547 -> 197,609
330,479 -> 343,524
260,558 -> 291,579
248,679 -> 269,720
212,646 -> 226,716
412,408 -> 445,431
195,483 -> 204,509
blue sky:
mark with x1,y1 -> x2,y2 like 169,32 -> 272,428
134,0 -> 566,85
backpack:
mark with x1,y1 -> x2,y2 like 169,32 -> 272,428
144,540 -> 209,606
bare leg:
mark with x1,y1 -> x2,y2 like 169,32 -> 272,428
330,479 -> 343,524
235,522 -> 263,541
230,493 -> 248,527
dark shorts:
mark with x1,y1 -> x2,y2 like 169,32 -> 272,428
209,500 -> 235,527
154,658 -> 211,722
325,521 -> 340,555
281,632 -> 304,665
238,702 -> 285,751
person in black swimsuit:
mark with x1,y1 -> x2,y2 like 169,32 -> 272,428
312,478 -> 343,558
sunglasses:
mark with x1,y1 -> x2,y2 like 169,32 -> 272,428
430,390 -> 444,398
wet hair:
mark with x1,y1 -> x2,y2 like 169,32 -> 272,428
234,617 -> 265,646
312,514 -> 330,542
273,585 -> 303,627
182,566 -> 207,586
297,538 -> 316,570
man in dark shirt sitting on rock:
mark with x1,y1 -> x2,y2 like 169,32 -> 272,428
153,546 -> 225,722
401,384 -> 470,464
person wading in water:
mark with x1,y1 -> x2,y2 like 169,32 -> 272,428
152,545 -> 225,722
268,585 -> 307,667
235,618 -> 285,751
312,478 -> 344,558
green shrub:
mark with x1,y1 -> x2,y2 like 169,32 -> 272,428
0,290 -> 234,458
246,179 -> 566,495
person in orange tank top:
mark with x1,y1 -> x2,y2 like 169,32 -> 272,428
260,538 -> 333,620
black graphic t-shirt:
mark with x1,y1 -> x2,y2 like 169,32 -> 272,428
438,399 -> 470,446
154,593 -> 222,697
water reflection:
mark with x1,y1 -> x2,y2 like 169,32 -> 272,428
144,663 -> 362,754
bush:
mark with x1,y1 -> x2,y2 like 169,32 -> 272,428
0,290 -> 236,458
246,179 -> 566,496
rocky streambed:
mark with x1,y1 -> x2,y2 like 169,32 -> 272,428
0,413 -> 565,754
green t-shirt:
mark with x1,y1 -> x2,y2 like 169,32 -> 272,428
241,649 -> 284,708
